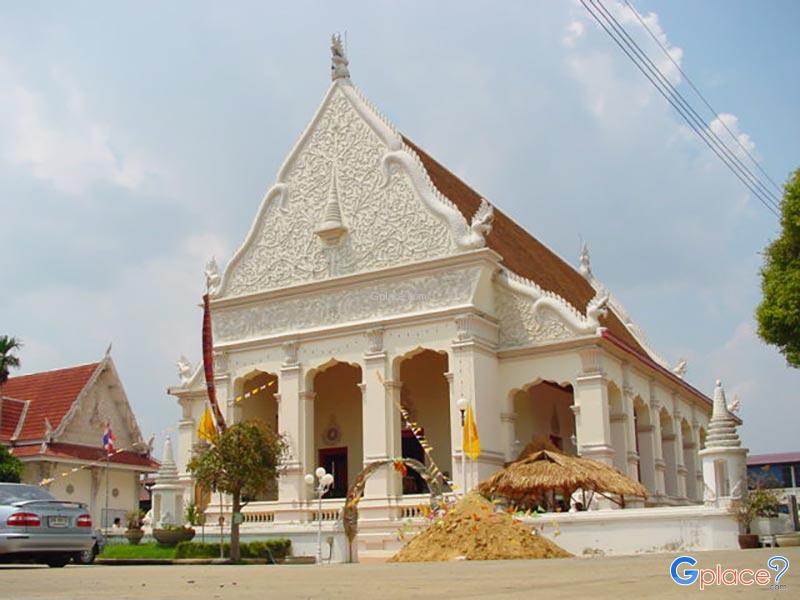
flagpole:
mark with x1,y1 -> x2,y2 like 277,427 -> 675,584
104,452 -> 110,531
457,397 -> 469,496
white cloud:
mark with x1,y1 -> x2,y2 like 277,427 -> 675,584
563,20 -> 585,47
6,231 -> 231,442
0,56 -> 150,195
709,112 -> 756,159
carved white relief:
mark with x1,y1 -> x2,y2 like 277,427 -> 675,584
494,269 -> 607,348
215,266 -> 480,343
205,258 -> 221,296
219,86 -> 465,297
282,341 -> 299,366
365,328 -> 384,353
177,356 -> 193,385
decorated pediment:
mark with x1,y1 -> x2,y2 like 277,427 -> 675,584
494,269 -> 608,349
217,43 -> 493,299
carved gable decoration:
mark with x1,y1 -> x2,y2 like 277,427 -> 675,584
218,83 -> 491,298
494,270 -> 608,349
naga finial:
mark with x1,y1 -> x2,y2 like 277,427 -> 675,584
331,33 -> 350,81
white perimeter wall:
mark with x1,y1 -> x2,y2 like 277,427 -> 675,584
528,505 -> 739,556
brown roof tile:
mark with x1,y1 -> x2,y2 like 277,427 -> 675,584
402,136 -> 647,354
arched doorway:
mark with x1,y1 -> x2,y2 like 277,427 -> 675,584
608,383 -> 628,474
396,349 -> 451,494
311,361 -> 363,499
237,370 -> 279,501
512,380 -> 576,458
633,397 -> 655,493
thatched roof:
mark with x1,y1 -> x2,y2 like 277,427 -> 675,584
478,441 -> 647,506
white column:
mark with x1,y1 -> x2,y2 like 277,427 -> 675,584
359,329 -> 401,499
500,411 -> 517,462
673,407 -> 688,501
650,402 -> 667,504
622,391 -> 640,481
450,314 -> 504,486
176,397 -> 196,477
574,348 -> 614,465
299,390 -> 316,504
277,358 -> 304,505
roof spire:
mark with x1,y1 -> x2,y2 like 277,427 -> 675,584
705,380 -> 742,449
330,33 -> 350,81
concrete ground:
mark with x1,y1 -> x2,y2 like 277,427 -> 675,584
1,547 -> 797,599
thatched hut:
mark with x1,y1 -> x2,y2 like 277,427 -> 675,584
478,439 -> 647,509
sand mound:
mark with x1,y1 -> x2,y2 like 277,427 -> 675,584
389,493 -> 572,562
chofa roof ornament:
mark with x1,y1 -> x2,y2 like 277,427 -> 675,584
331,33 -> 350,81
578,241 -> 593,280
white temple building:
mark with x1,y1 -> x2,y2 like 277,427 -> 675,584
169,37 -> 743,556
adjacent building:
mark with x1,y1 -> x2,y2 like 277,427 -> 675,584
0,350 -> 158,527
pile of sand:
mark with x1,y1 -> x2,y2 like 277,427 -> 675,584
389,493 -> 572,562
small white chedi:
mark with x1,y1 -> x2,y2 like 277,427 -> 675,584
166,36 -> 743,559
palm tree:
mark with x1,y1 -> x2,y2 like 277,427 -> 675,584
0,336 -> 23,388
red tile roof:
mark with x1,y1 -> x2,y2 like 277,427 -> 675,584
747,452 -> 800,466
0,397 -> 28,441
0,362 -> 100,442
403,137 -> 649,355
12,442 -> 159,470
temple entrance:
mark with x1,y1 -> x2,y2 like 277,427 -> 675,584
237,370 -> 279,500
396,349 -> 452,492
319,447 -> 349,499
512,380 -> 576,458
312,361 -> 363,500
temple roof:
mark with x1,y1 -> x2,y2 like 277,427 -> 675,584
403,137 -> 647,355
0,362 -> 100,442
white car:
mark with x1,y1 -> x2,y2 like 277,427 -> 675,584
0,483 -> 94,567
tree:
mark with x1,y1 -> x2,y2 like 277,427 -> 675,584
187,420 -> 286,561
756,169 -> 800,368
0,445 -> 23,483
0,336 -> 23,387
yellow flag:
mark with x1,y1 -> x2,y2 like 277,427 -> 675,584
197,407 -> 217,443
462,404 -> 481,460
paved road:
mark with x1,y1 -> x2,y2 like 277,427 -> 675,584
1,548 -> 797,599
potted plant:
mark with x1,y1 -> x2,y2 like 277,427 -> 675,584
731,484 -> 782,549
152,503 -> 197,546
124,509 -> 145,545
152,523 -> 196,546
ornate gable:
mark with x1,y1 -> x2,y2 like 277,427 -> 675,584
218,40 -> 493,299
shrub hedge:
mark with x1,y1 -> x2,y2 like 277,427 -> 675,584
174,539 -> 291,560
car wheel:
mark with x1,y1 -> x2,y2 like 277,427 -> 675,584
46,556 -> 71,568
78,546 -> 96,564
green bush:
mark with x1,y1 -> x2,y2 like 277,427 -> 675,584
174,539 -> 291,560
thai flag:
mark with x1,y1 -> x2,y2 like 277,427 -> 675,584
103,425 -> 115,454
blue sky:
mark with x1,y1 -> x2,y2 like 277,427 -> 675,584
1,1 -> 798,454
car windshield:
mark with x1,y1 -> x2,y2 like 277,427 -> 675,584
0,484 -> 55,504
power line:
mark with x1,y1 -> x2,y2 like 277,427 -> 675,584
623,0 -> 784,196
579,0 -> 780,217
588,0 -> 781,212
